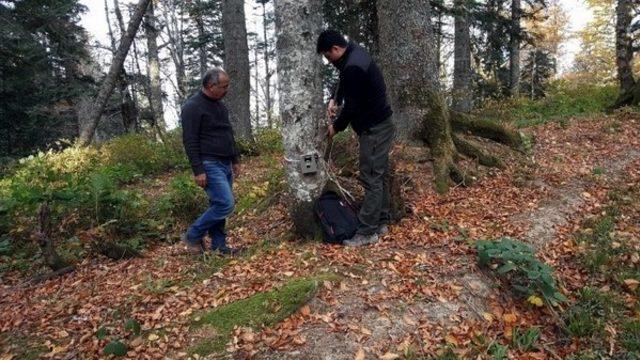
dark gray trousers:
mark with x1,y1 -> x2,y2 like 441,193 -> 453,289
356,117 -> 395,235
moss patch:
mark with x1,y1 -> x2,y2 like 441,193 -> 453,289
190,274 -> 337,356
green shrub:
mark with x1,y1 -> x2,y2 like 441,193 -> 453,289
475,81 -> 618,128
476,238 -> 567,305
157,173 -> 207,224
253,128 -> 283,154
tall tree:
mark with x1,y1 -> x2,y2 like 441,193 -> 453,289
0,0 -> 89,156
573,0 -> 616,81
453,0 -> 474,112
377,0 -> 523,193
223,0 -> 253,140
159,0 -> 188,104
509,0 -> 522,95
108,0 -> 139,133
257,0 -> 276,128
78,0 -> 151,146
273,0 -> 327,236
616,0 -> 636,93
613,0 -> 640,107
144,0 -> 167,138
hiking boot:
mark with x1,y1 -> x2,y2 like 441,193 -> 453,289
377,225 -> 389,235
212,246 -> 243,257
181,233 -> 204,254
343,233 -> 379,247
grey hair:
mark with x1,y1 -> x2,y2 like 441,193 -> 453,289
202,67 -> 226,88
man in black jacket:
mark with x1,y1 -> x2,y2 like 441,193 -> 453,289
181,68 -> 240,255
317,30 -> 395,247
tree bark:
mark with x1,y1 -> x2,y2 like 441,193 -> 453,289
36,203 -> 71,271
452,0 -> 473,112
78,0 -> 151,146
160,0 -> 188,104
376,0 -> 437,141
261,1 -> 274,128
144,0 -> 167,138
274,0 -> 327,238
509,0 -> 521,96
106,0 -> 138,133
223,0 -> 253,140
377,0 -> 523,193
616,0 -> 636,94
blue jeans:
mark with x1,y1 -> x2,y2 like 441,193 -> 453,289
186,160 -> 235,250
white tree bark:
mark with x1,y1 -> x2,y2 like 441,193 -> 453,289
274,0 -> 327,235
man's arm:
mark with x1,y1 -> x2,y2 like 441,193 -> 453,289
332,65 -> 365,132
181,104 -> 205,176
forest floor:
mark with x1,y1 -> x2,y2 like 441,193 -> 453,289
1,110 -> 639,359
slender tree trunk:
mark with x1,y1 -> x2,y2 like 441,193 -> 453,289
452,0 -> 473,112
192,0 -> 208,78
144,0 -> 167,138
509,0 -> 521,96
616,0 -> 636,93
274,0 -> 327,237
253,43 -> 261,127
262,2 -> 273,128
78,0 -> 150,145
161,0 -> 187,104
223,0 -> 253,140
106,0 -> 138,133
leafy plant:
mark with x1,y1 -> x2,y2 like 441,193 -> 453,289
511,327 -> 540,352
103,340 -> 127,356
476,238 -> 567,305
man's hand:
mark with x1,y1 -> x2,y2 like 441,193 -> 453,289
327,124 -> 336,140
194,173 -> 207,188
232,163 -> 240,179
327,99 -> 338,120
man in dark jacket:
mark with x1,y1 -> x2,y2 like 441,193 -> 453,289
317,30 -> 395,247
181,68 -> 240,255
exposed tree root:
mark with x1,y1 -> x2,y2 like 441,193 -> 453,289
453,135 -> 505,169
450,111 -> 524,150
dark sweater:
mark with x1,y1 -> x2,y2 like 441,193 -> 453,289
332,42 -> 393,135
181,91 -> 238,175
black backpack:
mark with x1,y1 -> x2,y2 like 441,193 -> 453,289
314,191 -> 359,244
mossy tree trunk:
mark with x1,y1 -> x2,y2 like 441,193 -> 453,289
377,0 -> 523,193
274,0 -> 328,238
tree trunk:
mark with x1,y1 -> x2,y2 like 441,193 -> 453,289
376,0 -> 437,141
261,2 -> 274,128
223,0 -> 253,140
377,0 -> 522,193
192,1 -> 208,78
616,0 -> 636,94
452,0 -> 473,112
274,0 -> 327,238
144,0 -> 167,138
78,0 -> 151,146
106,0 -> 138,133
36,202 -> 72,271
160,0 -> 188,104
509,0 -> 521,96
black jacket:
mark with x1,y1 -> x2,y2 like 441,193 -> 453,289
332,42 -> 393,135
181,91 -> 238,175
